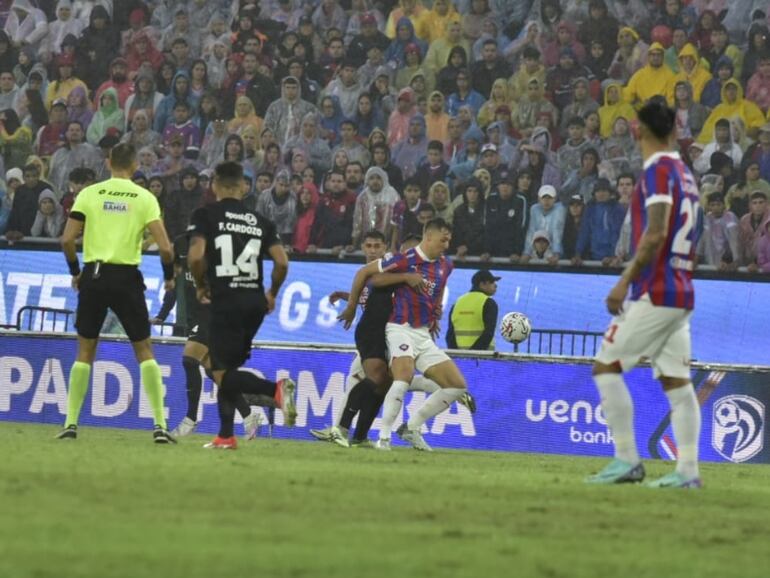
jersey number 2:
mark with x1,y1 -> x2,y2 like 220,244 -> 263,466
214,235 -> 261,279
671,197 -> 699,255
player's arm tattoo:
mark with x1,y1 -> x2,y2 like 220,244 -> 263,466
187,236 -> 208,289
268,244 -> 289,297
622,202 -> 671,284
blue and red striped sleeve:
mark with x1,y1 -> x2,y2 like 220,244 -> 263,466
643,160 -> 674,207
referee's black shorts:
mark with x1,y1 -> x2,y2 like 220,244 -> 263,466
76,263 -> 151,342
355,321 -> 388,362
187,305 -> 210,346
208,293 -> 268,371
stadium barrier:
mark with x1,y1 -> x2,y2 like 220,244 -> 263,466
2,304 -> 605,360
1,332 -> 768,465
2,248 -> 769,365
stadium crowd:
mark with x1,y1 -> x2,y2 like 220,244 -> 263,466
0,0 -> 769,273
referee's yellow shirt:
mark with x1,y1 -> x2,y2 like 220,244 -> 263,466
71,178 -> 161,265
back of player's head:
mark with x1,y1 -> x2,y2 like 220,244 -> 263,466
110,143 -> 136,170
637,101 -> 675,142
214,161 -> 244,189
363,230 -> 386,243
424,217 -> 452,235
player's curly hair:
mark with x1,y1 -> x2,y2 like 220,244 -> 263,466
637,101 -> 676,142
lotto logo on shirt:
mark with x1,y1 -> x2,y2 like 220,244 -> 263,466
103,201 -> 129,213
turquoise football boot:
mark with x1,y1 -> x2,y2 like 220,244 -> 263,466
585,458 -> 646,484
645,471 -> 702,489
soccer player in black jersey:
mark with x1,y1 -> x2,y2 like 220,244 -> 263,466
187,162 -> 296,450
155,236 -> 263,440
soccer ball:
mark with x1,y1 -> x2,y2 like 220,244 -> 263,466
500,312 -> 532,344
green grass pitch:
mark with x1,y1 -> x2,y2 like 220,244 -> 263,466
1,422 -> 769,578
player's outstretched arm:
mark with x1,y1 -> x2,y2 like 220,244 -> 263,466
338,260 -> 384,329
147,219 -> 175,291
370,271 -> 426,290
328,291 -> 350,304
61,217 -> 85,289
606,203 -> 671,314
267,244 -> 289,313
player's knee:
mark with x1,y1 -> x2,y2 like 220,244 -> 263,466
659,376 -> 691,391
593,361 -> 621,376
131,339 -> 155,363
367,366 -> 390,387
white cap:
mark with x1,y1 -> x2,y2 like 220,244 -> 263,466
5,167 -> 23,183
538,185 -> 556,199
481,143 -> 497,154
533,230 -> 551,243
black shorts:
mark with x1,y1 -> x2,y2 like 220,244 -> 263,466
208,293 -> 267,371
355,321 -> 388,362
187,305 -> 210,346
76,263 -> 150,342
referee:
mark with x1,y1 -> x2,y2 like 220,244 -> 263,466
57,143 -> 177,443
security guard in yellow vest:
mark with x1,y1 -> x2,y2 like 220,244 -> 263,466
446,269 -> 500,350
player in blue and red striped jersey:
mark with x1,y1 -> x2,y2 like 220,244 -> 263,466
587,101 -> 703,488
341,218 -> 469,451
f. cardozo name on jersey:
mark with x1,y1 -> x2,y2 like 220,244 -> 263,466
219,222 -> 262,235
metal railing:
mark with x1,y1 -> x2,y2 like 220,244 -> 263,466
14,306 -> 75,333
514,329 -> 605,357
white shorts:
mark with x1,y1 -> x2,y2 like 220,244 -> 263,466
386,322 -> 451,374
596,295 -> 692,379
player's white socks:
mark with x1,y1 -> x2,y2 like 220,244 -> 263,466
407,388 -> 465,431
379,380 -> 410,440
594,373 -> 640,465
409,376 -> 440,394
666,384 -> 701,479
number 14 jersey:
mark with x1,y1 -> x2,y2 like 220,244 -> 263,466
630,151 -> 700,310
189,198 -> 281,300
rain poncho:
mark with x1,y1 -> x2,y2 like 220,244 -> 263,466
698,79 -> 766,144
86,87 -> 125,145
351,166 -> 401,245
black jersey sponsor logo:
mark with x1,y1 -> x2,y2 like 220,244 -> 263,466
225,211 -> 258,226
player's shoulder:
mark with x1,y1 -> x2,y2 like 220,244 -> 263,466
644,151 -> 685,175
